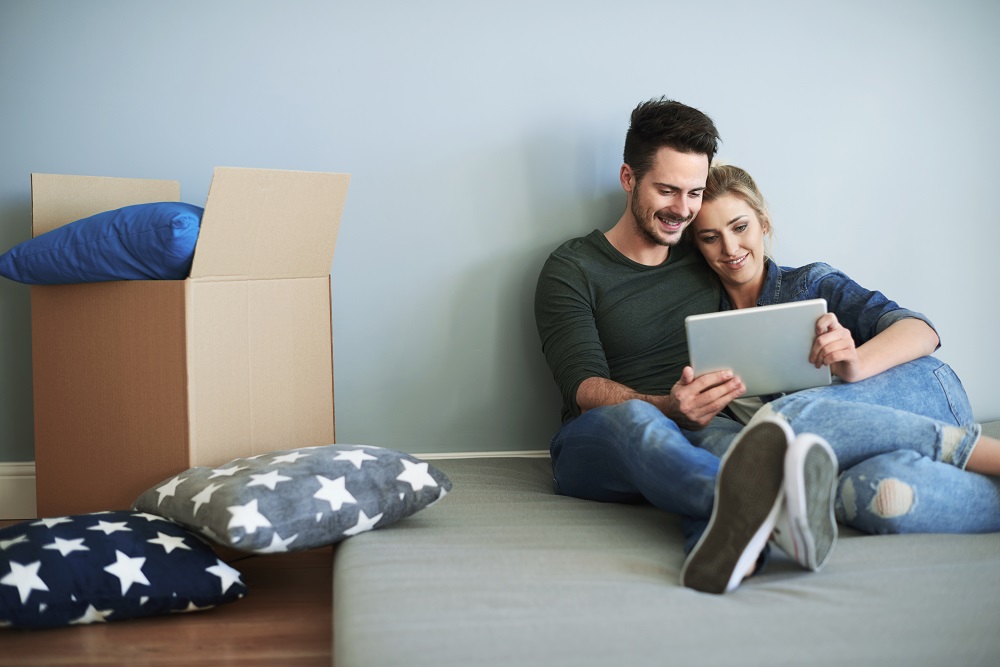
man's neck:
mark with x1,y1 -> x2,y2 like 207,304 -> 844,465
604,214 -> 670,266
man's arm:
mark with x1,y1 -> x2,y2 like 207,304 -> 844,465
576,367 -> 745,430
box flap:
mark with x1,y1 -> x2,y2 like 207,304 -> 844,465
31,173 -> 180,237
190,167 -> 350,280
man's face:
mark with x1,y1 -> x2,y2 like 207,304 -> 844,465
626,147 -> 709,247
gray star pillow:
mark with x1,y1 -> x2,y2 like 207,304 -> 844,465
132,445 -> 452,554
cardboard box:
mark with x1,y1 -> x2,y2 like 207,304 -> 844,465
30,167 -> 350,517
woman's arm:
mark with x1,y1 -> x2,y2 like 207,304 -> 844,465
811,314 -> 940,383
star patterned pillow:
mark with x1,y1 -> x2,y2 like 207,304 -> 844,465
0,510 -> 246,630
132,444 -> 452,554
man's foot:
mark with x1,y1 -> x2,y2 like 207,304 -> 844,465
680,417 -> 793,594
771,433 -> 838,571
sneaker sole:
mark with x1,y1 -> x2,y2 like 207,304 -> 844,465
787,436 -> 838,570
680,421 -> 788,594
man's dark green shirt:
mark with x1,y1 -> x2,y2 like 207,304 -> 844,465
535,230 -> 720,423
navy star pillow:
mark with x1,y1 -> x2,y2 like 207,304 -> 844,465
0,511 -> 246,630
132,444 -> 452,553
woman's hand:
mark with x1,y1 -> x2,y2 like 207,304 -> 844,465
811,313 -> 863,382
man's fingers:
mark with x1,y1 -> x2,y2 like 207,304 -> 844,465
681,377 -> 744,419
684,368 -> 734,392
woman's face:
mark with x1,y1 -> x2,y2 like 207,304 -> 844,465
692,193 -> 769,297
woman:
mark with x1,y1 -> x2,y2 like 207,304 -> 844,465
688,163 -> 1000,537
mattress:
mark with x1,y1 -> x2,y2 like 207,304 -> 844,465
333,432 -> 1000,667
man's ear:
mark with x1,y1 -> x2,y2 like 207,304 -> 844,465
620,164 -> 635,194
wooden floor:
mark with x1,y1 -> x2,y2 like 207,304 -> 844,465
0,519 -> 333,666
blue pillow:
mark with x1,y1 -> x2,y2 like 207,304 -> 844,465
0,510 -> 247,630
0,202 -> 203,284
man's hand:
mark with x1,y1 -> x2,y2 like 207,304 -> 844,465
810,313 -> 862,382
660,366 -> 745,430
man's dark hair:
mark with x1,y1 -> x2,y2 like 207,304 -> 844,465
623,97 -> 720,183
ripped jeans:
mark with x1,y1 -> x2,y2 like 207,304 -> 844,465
691,357 -> 1000,534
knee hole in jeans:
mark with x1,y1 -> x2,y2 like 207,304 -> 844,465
869,478 -> 915,518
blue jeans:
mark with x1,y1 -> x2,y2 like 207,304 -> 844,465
550,357 -> 1000,547
695,357 -> 1000,534
549,399 -> 726,552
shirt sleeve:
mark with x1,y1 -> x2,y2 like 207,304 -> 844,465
806,263 -> 940,348
534,252 -> 610,420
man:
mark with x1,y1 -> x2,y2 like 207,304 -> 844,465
533,97 -> 837,594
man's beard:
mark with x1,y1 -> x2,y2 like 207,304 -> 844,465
630,193 -> 692,247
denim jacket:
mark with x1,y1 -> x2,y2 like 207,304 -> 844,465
720,258 -> 937,345
720,259 -> 939,405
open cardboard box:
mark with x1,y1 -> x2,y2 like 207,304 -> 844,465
29,167 -> 350,517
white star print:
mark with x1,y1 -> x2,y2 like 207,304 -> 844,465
155,476 -> 187,505
133,513 -> 165,522
147,532 -> 191,554
103,551 -> 150,595
209,465 -> 247,479
173,600 -> 214,613
43,537 -> 90,557
206,559 -> 243,594
1,560 -> 49,603
247,470 -> 293,491
31,517 -> 73,529
313,475 -> 357,511
0,534 -> 28,550
343,510 -> 383,536
227,499 -> 272,534
396,459 -> 439,492
334,449 -> 378,469
88,521 -> 131,536
428,487 -> 449,507
191,482 -> 224,515
70,604 -> 114,625
271,450 -> 310,464
253,532 -> 299,554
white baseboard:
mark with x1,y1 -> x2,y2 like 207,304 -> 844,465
0,462 -> 36,521
416,450 -> 548,460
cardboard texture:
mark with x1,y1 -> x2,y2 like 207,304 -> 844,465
30,168 -> 349,516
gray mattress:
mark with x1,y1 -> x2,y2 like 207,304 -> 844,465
333,449 -> 1000,666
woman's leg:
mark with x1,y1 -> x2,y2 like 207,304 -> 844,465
790,356 -> 974,426
765,357 -> 1000,533
752,395 -> 983,471
837,450 -> 1000,533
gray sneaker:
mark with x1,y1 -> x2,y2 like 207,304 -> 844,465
771,433 -> 839,571
680,416 -> 793,594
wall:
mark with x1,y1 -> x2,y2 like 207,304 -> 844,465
0,0 -> 997,462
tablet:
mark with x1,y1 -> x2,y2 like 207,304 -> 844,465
685,299 -> 832,397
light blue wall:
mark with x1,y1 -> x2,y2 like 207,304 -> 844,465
1,0 -> 997,461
